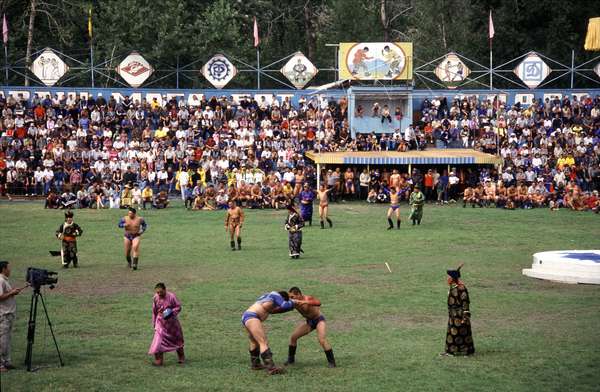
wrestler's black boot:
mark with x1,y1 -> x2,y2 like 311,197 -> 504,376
387,218 -> 394,230
308,219 -> 312,226
327,218 -> 333,228
412,219 -> 416,226
250,348 -> 264,370
237,237 -> 242,250
260,348 -> 284,374
320,220 -> 325,229
417,219 -> 421,225
325,349 -> 336,368
397,220 -> 401,229
73,256 -> 78,268
132,257 -> 139,270
285,345 -> 297,365
230,240 -> 236,251
126,256 -> 132,268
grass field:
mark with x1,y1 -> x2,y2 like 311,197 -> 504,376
0,201 -> 599,392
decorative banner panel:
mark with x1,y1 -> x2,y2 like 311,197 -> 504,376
202,54 -> 237,89
513,53 -> 551,89
338,42 -> 412,80
280,52 -> 318,89
594,62 -> 600,78
434,53 -> 470,89
30,48 -> 69,87
116,52 -> 154,88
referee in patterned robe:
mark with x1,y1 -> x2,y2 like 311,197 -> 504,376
55,211 -> 83,268
285,203 -> 304,259
442,263 -> 475,356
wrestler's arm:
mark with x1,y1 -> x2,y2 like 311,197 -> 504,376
56,224 -> 64,239
75,224 -> 83,236
139,219 -> 147,234
271,300 -> 296,314
239,208 -> 245,226
224,211 -> 230,228
295,295 -> 321,307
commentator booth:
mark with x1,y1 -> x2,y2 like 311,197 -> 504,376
347,86 -> 413,138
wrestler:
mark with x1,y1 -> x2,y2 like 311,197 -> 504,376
293,169 -> 305,197
225,200 -> 244,251
462,187 -> 473,208
241,291 -> 296,374
343,168 -> 355,199
387,187 -> 401,229
250,182 -> 263,209
299,183 -> 315,226
483,179 -> 496,207
317,183 -> 333,229
284,287 -> 336,368
55,211 -> 83,268
118,207 -> 147,270
389,169 -> 401,192
506,185 -> 517,210
495,181 -> 507,208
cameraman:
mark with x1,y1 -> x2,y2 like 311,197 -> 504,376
0,261 -> 24,372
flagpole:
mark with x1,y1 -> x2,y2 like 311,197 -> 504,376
89,7 -> 94,88
4,44 -> 7,85
257,47 -> 260,89
489,10 -> 493,91
489,38 -> 492,90
90,41 -> 94,88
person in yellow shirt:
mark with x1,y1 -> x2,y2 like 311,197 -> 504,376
282,181 -> 294,201
142,185 -> 154,209
196,167 -> 207,187
226,170 -> 236,187
121,183 -> 133,208
557,154 -> 575,170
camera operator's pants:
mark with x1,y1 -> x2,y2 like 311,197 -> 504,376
0,313 -> 15,367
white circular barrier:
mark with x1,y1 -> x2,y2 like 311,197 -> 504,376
522,250 -> 600,285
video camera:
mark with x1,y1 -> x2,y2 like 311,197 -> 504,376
26,267 -> 58,290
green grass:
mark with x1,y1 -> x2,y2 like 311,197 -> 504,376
1,201 -> 599,392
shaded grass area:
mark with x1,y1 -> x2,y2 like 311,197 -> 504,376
0,201 -> 599,392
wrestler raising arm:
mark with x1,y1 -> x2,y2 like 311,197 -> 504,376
119,207 -> 147,270
241,291 -> 295,374
284,287 -> 336,368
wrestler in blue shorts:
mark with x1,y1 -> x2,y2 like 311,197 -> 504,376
241,291 -> 295,374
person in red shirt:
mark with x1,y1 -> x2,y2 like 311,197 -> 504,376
424,169 -> 434,200
284,287 -> 336,368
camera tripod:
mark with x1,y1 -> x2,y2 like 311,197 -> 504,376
24,287 -> 64,372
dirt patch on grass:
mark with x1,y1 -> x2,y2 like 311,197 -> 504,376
327,318 -> 354,333
381,314 -> 446,328
54,265 -> 213,297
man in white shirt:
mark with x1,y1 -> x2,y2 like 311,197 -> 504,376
34,167 -> 44,195
43,168 -> 54,194
178,170 -> 190,202
447,171 -> 460,202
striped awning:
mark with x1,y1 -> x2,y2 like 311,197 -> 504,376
305,149 -> 501,166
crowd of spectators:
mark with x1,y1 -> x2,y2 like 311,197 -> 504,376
0,91 -> 598,212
